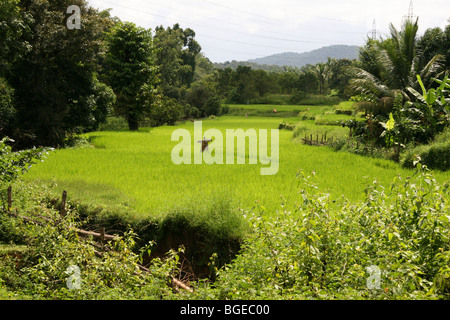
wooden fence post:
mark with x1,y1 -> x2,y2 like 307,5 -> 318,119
60,191 -> 67,216
7,185 -> 12,212
100,227 -> 105,250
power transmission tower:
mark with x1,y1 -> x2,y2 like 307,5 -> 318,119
368,19 -> 380,40
403,0 -> 417,23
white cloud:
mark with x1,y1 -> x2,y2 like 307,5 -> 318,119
88,0 -> 449,62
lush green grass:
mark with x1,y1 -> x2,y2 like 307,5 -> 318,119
314,113 -> 364,126
292,120 -> 349,142
25,115 -> 450,221
226,104 -> 307,117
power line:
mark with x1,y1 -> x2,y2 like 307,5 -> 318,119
91,0 -> 365,61
196,0 -> 366,35
203,0 -> 364,25
97,0 -> 360,47
99,0 -> 365,38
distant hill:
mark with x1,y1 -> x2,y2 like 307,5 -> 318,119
214,45 -> 360,70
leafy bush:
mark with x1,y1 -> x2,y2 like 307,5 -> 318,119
186,81 -> 222,117
193,168 -> 450,300
335,109 -> 353,116
0,184 -> 184,299
278,122 -> 296,131
400,141 -> 450,171
400,129 -> 450,171
0,78 -> 15,136
0,137 -> 52,216
148,96 -> 184,126
99,117 -> 129,131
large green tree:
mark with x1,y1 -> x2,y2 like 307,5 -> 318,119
310,62 -> 332,95
0,0 -> 27,138
153,24 -> 201,100
417,23 -> 450,74
0,0 -> 29,77
104,21 -> 157,131
6,0 -> 115,148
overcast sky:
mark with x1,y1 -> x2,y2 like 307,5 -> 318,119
88,0 -> 449,63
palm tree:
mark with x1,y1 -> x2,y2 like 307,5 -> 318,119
310,62 -> 332,95
347,18 -> 445,115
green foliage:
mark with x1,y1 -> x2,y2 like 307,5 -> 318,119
104,21 -> 157,131
0,78 -> 15,136
400,74 -> 450,144
417,26 -> 450,73
186,80 -> 222,117
6,0 -> 114,148
99,117 -> 129,131
400,129 -> 450,171
0,0 -> 29,76
0,137 -> 52,227
194,168 -> 450,300
0,177 -> 184,299
148,96 -> 184,126
153,24 -> 201,98
347,19 -> 445,117
346,71 -> 449,154
0,137 -> 52,185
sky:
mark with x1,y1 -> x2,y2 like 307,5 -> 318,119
87,0 -> 449,63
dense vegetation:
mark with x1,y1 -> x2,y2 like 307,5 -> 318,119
2,1 -> 448,148
0,0 -> 449,300
1,142 -> 449,299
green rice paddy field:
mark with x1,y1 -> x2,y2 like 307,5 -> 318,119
24,105 -> 450,221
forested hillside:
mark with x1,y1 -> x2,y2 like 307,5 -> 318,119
247,45 -> 360,68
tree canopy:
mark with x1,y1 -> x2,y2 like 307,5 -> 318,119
103,21 -> 157,131
0,3 -> 448,149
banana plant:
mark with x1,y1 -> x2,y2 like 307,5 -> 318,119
407,74 -> 449,107
380,112 -> 397,148
402,74 -> 450,143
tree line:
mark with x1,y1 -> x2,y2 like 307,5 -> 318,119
1,0 -> 449,149
346,18 -> 449,150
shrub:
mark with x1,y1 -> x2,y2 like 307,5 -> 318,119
0,137 -> 52,211
186,81 -> 222,117
193,168 -> 450,300
0,186 -> 184,299
99,117 -> 129,131
400,142 -> 450,171
0,78 -> 15,136
148,97 -> 183,126
335,109 -> 353,116
278,122 -> 296,131
400,129 -> 450,171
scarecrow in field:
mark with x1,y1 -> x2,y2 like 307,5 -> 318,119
198,137 -> 213,152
